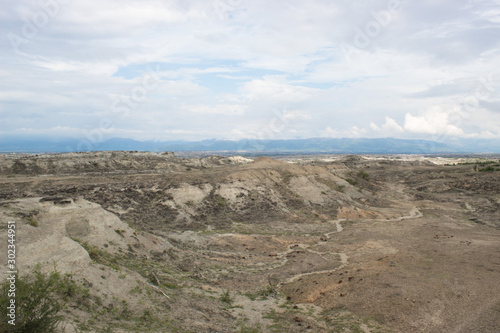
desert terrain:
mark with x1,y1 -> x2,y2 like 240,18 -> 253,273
1,152 -> 499,332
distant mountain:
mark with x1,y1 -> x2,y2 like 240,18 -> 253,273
155,138 -> 456,154
1,136 -> 499,154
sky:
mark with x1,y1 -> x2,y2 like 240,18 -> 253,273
1,0 -> 500,146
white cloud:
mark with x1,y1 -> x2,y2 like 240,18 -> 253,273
1,0 -> 500,143
373,116 -> 404,133
321,126 -> 340,138
370,122 -> 380,131
282,110 -> 311,120
241,76 -> 318,103
478,130 -> 499,138
30,59 -> 118,76
404,108 -> 464,136
348,126 -> 367,138
320,125 -> 367,138
182,104 -> 246,116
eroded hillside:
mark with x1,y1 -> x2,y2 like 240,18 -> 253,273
1,152 -> 499,332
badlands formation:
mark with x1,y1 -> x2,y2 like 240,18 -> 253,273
1,152 -> 499,332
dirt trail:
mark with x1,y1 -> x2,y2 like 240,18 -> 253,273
279,206 -> 422,288
199,205 -> 423,289
278,218 -> 347,286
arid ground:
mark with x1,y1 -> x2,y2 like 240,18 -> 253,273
1,152 -> 499,332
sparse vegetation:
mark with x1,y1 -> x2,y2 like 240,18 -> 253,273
479,165 -> 499,172
0,267 -> 88,333
74,239 -> 121,270
212,194 -> 225,206
357,169 -> 370,180
236,322 -> 263,333
244,276 -> 280,301
114,229 -> 126,237
114,229 -> 125,237
26,216 -> 39,227
346,178 -> 358,186
459,160 -> 498,166
220,290 -> 233,305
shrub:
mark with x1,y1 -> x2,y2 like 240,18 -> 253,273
215,195 -> 227,207
26,217 -> 39,227
11,161 -> 27,174
114,229 -> 125,238
345,178 -> 358,186
479,166 -> 496,172
0,268 -> 79,332
220,290 -> 232,305
357,170 -> 370,180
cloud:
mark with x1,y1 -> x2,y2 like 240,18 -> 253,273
370,122 -> 380,131
182,104 -> 246,116
282,110 -> 311,120
241,76 -> 318,103
321,126 -> 339,138
370,116 -> 404,133
348,126 -> 367,138
404,108 -> 464,136
320,125 -> 367,138
1,0 -> 499,143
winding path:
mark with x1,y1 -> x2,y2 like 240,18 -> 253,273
198,206 -> 423,286
278,218 -> 347,286
278,206 -> 423,288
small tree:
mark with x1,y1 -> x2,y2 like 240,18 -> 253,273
0,268 -> 72,332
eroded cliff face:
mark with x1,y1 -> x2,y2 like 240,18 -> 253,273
0,197 -> 169,274
1,153 -> 500,333
0,196 -> 177,332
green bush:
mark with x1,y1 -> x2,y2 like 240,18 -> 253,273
220,290 -> 232,305
0,268 -> 78,332
479,165 -> 497,172
345,178 -> 358,186
26,217 -> 39,227
357,170 -> 370,180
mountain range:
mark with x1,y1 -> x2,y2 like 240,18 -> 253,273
1,137 -> 499,154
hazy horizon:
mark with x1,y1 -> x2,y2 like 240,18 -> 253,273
2,136 -> 500,154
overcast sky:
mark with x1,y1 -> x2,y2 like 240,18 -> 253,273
1,0 -> 500,144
